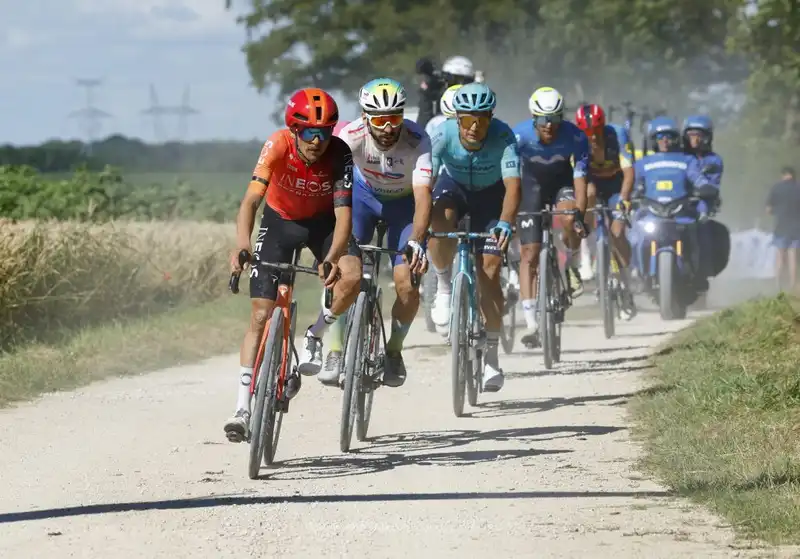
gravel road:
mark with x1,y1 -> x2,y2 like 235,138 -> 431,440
0,305 -> 795,558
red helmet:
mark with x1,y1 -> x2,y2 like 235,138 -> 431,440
284,88 -> 339,129
575,104 -> 606,135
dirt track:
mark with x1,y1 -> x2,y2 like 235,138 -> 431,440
0,306 -> 794,558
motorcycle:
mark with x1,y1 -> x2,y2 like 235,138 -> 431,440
630,196 -> 704,320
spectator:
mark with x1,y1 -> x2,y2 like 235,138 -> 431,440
766,166 -> 800,291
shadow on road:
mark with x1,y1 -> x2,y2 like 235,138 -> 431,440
0,488 -> 672,525
506,362 -> 653,380
467,392 -> 636,419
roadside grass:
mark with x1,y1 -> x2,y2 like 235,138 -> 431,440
0,278 -> 320,408
630,293 -> 800,545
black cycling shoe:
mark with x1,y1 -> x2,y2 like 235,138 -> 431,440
382,351 -> 407,387
520,329 -> 540,349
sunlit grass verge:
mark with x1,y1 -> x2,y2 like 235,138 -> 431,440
630,293 -> 800,545
0,278 -> 319,408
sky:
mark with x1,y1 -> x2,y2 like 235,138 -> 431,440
0,0 -> 362,146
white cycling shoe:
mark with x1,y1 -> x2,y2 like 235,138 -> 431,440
482,362 -> 505,392
431,293 -> 451,333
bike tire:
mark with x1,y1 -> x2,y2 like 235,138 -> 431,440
340,291 -> 368,453
500,263 -> 517,355
263,301 -> 294,466
451,274 -> 470,418
356,288 -> 381,442
248,307 -> 284,478
546,250 -> 560,365
597,237 -> 615,339
539,245 -> 554,370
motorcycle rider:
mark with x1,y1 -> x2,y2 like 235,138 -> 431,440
415,56 -> 477,129
632,117 -> 714,287
682,115 -> 728,284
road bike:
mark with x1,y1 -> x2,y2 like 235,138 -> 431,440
229,249 -> 333,479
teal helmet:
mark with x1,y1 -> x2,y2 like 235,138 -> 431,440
452,82 -> 496,113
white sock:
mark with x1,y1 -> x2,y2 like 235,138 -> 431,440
236,366 -> 253,411
522,299 -> 537,329
434,265 -> 452,295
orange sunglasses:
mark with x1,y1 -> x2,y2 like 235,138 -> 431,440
368,113 -> 404,128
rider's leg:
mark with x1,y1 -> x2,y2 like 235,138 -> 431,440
470,181 -> 507,392
299,220 -> 362,376
383,209 -> 420,387
224,212 -> 287,442
517,185 -> 544,345
428,175 -> 464,327
558,187 -> 585,296
319,186 -> 376,384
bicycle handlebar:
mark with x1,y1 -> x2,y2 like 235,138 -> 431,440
358,244 -> 421,289
228,249 -> 334,309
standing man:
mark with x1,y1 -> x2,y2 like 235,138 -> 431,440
767,166 -> 800,292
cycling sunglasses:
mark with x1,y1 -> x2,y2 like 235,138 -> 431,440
457,114 -> 491,129
367,113 -> 404,128
298,126 -> 334,142
533,114 -> 563,126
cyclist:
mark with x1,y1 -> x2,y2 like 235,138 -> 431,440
633,117 -> 714,286
512,87 -> 589,347
316,78 -> 432,388
574,103 -> 637,320
415,55 -> 477,128
428,82 -> 521,392
682,115 -> 728,282
425,84 -> 463,137
224,88 -> 363,443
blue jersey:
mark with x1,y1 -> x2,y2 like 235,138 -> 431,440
687,152 -> 723,189
586,124 -> 634,181
512,119 -> 588,190
430,118 -> 520,191
634,152 -> 708,202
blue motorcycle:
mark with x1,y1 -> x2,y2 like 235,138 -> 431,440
629,196 -> 704,320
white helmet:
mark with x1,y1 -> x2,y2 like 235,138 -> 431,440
442,56 -> 475,79
358,78 -> 406,113
440,84 -> 463,118
528,87 -> 565,116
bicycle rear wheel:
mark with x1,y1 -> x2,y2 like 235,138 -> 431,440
539,244 -> 555,370
451,274 -> 470,417
356,288 -> 381,442
597,235 -> 615,339
248,307 -> 284,478
340,291 -> 368,453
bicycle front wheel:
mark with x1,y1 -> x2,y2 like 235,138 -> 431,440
451,274 -> 470,418
356,287 -> 381,442
248,307 -> 285,478
539,245 -> 554,370
340,291 -> 368,453
597,235 -> 615,339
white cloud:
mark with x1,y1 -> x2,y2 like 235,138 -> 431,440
2,27 -> 44,50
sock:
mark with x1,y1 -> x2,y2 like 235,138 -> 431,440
567,249 -> 580,269
522,299 -> 537,329
434,264 -> 452,295
386,318 -> 412,352
308,306 -> 337,338
236,366 -> 253,411
327,314 -> 346,353
485,331 -> 500,367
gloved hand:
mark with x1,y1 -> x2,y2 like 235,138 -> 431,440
404,239 -> 427,273
616,199 -> 632,215
493,220 -> 513,251
573,210 -> 589,238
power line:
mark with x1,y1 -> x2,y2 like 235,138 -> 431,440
68,78 -> 111,155
141,84 -> 200,142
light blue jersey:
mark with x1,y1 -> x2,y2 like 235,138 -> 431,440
430,118 -> 520,190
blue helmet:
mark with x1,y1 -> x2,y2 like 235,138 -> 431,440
682,114 -> 713,135
452,82 -> 497,113
647,116 -> 680,152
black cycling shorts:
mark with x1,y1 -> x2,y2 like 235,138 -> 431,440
250,205 -> 361,300
516,183 -> 576,245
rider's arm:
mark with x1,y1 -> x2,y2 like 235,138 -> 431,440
499,131 -> 521,223
237,137 -> 279,250
618,129 -> 635,201
410,139 -> 434,243
325,145 -> 355,263
572,135 -> 590,214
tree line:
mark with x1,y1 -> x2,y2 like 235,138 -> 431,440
0,135 -> 263,174
228,0 -> 800,143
